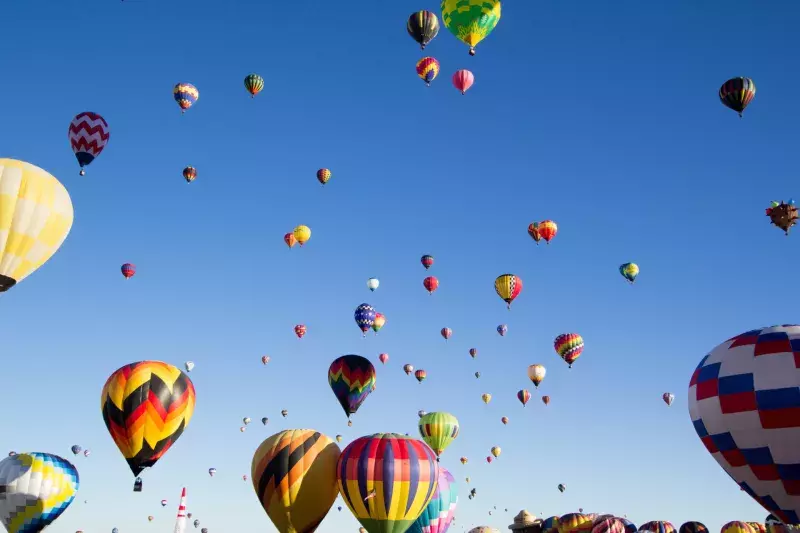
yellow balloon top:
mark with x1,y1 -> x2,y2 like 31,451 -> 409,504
0,158 -> 74,291
293,225 -> 311,245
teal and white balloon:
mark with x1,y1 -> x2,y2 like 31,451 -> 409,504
367,277 -> 380,291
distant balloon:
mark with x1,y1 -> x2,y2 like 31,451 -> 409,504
517,389 -> 531,406
367,277 -> 380,291
441,0 -> 501,56
538,220 -> 558,244
294,324 -> 306,338
441,327 -> 452,341
415,369 -> 427,383
481,393 -> 491,404
719,77 -> 756,117
372,313 -> 386,334
469,348 -> 477,358
497,324 -> 507,336
500,416 -> 508,425
527,364 -> 546,388
528,222 -> 541,244
404,364 -> 414,375
328,355 -> 377,419
243,73 -> 265,98
542,395 -> 550,406
421,255 -> 434,269
317,168 -> 332,185
452,69 -> 474,94
69,112 -> 110,175
663,392 -> 674,406
261,356 -> 270,365
354,304 -> 377,336
184,361 -> 195,372
424,276 -> 439,294
418,412 -> 459,457
407,10 -> 440,50
619,263 -> 639,284
494,274 -> 523,309
378,353 -> 389,364
554,333 -> 584,368
261,417 -> 268,425
183,166 -> 197,183
173,83 -> 199,114
284,232 -> 297,249
293,225 -> 311,246
416,57 -> 440,87
121,263 -> 136,279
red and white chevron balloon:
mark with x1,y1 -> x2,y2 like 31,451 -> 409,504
68,112 -> 110,174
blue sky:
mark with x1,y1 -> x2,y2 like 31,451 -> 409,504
2,0 -> 799,532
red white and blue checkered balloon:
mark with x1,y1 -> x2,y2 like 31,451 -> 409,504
688,325 -> 800,524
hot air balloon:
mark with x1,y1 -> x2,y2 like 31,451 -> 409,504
419,412 -> 459,458
101,361 -> 196,491
517,389 -> 531,406
542,395 -> 550,406
418,410 -> 427,418
407,467 -> 458,533
490,446 -> 501,458
559,513 -> 592,533
592,517 -> 627,533
281,409 -> 288,418
485,456 -> 493,464
372,313 -> 386,334
542,516 -> 561,533
528,223 -> 542,244
240,426 -> 247,432
148,515 -> 154,521
497,324 -> 508,336
328,355 -> 377,419
469,348 -> 477,358
121,263 -> 135,279
441,0 -> 501,56
679,522 -> 708,533
317,168 -> 331,185
161,500 -> 168,507
367,277 -> 380,291
500,416 -> 508,425
337,433 -> 439,533
415,369 -> 427,383
689,325 -> 800,524
293,225 -> 311,246
639,521 -> 676,533
460,457 -> 467,464
494,274 -> 523,309
421,255 -> 434,269
719,77 -> 756,117
71,445 -> 82,455
452,69 -> 474,94
474,372 -> 480,379
404,364 -> 414,375
208,467 -> 216,477
407,10 -> 440,50
441,327 -> 452,341
244,74 -> 264,98
83,449 -> 90,457
0,159 -> 74,293
243,417 -> 251,425
194,520 -> 200,528
184,361 -> 194,372
182,166 -> 197,183
336,435 -> 343,443
261,417 -> 268,425
284,232 -> 297,248
554,333 -> 583,368
558,484 -> 566,493
378,353 -> 389,364
423,276 -> 439,294
354,304 -> 377,336
766,200 -> 798,235
294,324 -> 306,338
527,364 -> 546,388
173,83 -> 199,114
416,57 -> 440,86
0,453 -> 79,533
252,429 -> 340,533
261,356 -> 270,365
69,112 -> 110,175
538,220 -> 558,243
662,392 -> 674,406
747,524 -> 765,533
481,393 -> 491,404
619,263 -> 639,284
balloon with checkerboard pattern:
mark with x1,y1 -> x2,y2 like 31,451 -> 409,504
688,325 -> 800,524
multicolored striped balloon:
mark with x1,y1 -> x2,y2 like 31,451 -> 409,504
679,522 -> 708,533
494,274 -> 522,309
559,513 -> 593,533
337,433 -> 439,533
407,467 -> 458,533
554,333 -> 584,368
639,521 -> 676,533
0,452 -> 79,533
173,83 -> 199,113
416,57 -> 440,86
418,412 -> 459,457
328,355 -> 376,418
251,429 -> 340,533
719,77 -> 756,117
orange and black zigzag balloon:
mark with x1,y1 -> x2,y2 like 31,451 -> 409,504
251,429 -> 340,533
101,361 -> 196,476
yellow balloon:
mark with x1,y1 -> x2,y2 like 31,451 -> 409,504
293,225 -> 311,246
0,159 -> 74,292
481,393 -> 492,404
491,446 -> 501,458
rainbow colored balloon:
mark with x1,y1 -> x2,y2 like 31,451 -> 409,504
337,433 -> 439,533
328,355 -> 376,419
407,467 -> 458,533
639,521 -> 676,533
554,333 -> 584,368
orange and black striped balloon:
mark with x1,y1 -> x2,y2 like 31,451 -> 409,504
251,429 -> 340,533
100,361 -> 196,477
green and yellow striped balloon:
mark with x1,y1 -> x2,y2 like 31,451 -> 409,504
441,0 -> 501,55
418,412 -> 459,457
244,73 -> 265,98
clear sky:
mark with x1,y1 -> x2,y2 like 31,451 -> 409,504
2,0 -> 799,532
